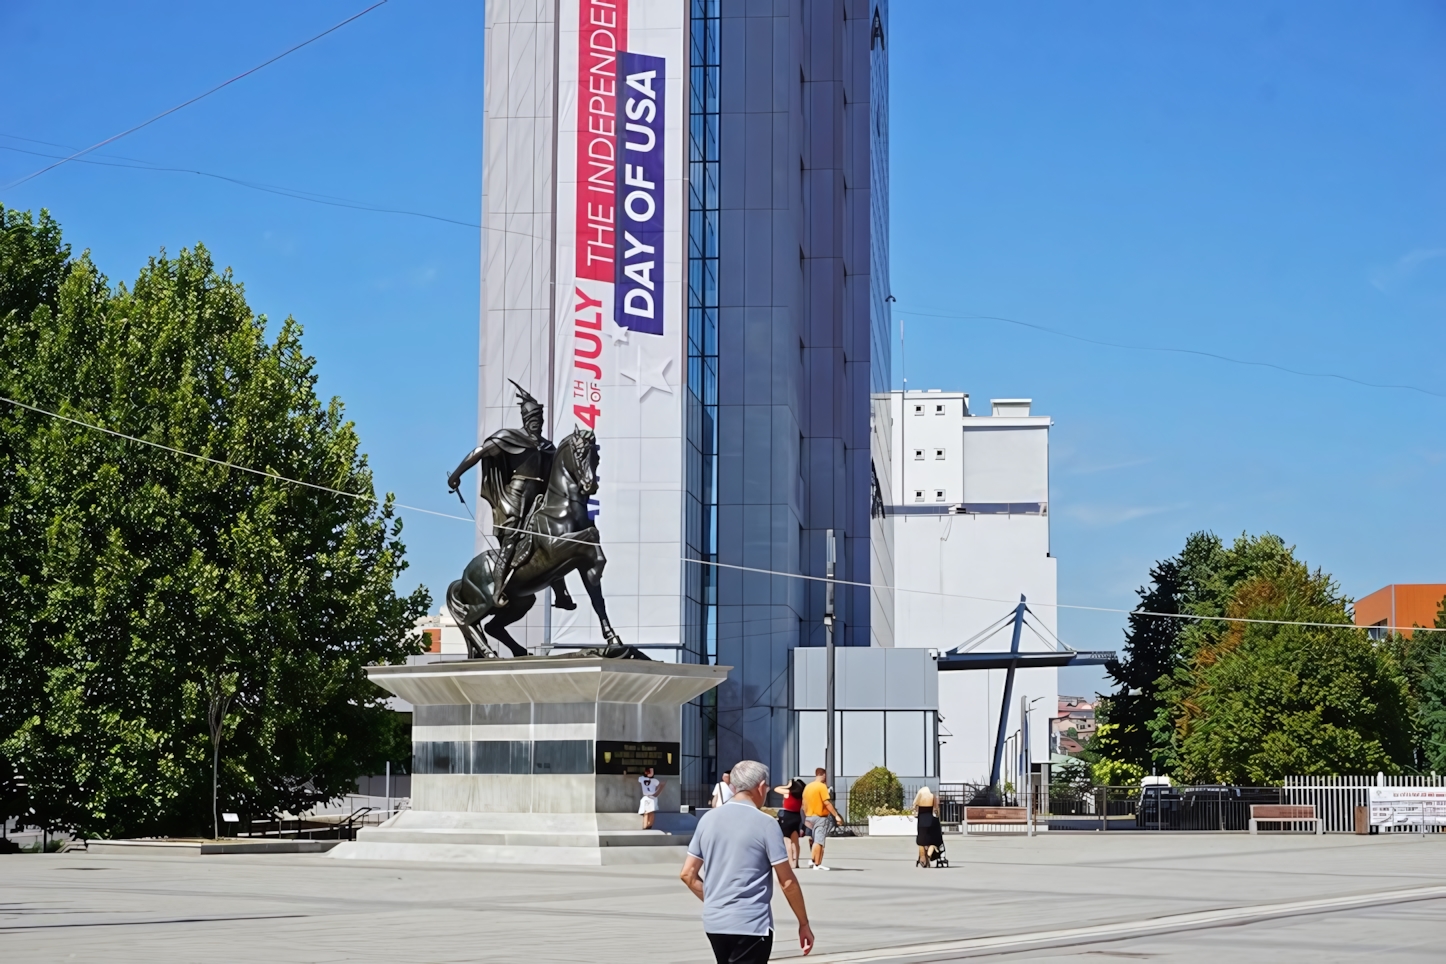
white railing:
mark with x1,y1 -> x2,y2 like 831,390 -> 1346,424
1284,774 -> 1446,833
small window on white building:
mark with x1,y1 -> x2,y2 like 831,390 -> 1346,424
913,448 -> 923,460
934,404 -> 944,414
913,490 -> 924,503
913,404 -> 924,415
934,489 -> 946,502
934,448 -> 945,460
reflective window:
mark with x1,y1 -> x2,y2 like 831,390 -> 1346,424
842,711 -> 885,776
885,712 -> 926,776
533,740 -> 594,774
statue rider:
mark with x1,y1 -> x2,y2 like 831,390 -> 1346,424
447,381 -> 574,611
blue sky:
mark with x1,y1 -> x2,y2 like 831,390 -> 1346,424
3,2 -> 1443,696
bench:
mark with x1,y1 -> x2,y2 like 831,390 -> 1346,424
965,806 -> 1030,834
1249,804 -> 1322,835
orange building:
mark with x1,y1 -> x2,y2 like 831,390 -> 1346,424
1354,584 -> 1446,639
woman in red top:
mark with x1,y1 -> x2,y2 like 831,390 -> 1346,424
774,778 -> 806,867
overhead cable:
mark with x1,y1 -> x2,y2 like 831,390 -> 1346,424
0,141 -> 480,229
0,392 -> 470,524
4,391 -> 1440,636
895,307 -> 1446,401
2,0 -> 391,191
0,138 -> 484,230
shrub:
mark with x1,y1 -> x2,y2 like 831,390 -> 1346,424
848,766 -> 903,823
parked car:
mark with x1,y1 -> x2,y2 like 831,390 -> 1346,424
1135,776 -> 1181,829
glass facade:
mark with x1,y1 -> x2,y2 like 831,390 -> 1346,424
684,0 -> 721,785
411,740 -> 594,775
869,2 -> 892,395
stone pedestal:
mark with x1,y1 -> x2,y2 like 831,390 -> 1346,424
329,656 -> 727,865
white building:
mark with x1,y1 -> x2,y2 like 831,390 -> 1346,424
872,390 -> 1058,785
415,611 -> 468,656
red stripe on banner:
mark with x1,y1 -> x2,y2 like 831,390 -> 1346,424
576,0 -> 628,282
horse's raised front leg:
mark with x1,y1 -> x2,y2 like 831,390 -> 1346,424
485,594 -> 536,658
577,545 -> 621,646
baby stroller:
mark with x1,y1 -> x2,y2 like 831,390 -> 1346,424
916,840 -> 948,868
914,788 -> 948,868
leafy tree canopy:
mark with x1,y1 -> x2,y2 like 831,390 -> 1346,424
1094,532 -> 1296,774
1094,531 -> 1412,784
1163,564 -> 1410,783
1382,595 -> 1446,773
0,205 -> 428,837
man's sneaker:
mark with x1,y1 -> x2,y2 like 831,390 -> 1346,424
812,864 -> 830,871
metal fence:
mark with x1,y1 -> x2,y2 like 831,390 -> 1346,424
1285,774 -> 1446,833
690,773 -> 1446,834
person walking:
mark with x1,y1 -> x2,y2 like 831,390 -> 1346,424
639,766 -> 664,829
681,760 -> 815,963
773,778 -> 806,867
710,770 -> 734,808
800,768 -> 842,871
914,786 -> 944,867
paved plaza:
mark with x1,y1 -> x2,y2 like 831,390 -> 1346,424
2,832 -> 1443,962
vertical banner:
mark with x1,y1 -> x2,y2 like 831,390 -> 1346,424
615,52 -> 665,336
553,1 -> 686,651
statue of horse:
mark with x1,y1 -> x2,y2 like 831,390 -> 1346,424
446,427 -> 637,659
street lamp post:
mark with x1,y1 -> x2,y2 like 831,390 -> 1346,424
1022,695 -> 1044,836
824,529 -> 836,787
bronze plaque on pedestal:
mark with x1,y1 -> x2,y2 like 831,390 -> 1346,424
595,740 -> 680,775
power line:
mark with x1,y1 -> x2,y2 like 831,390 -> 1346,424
0,393 -> 471,525
0,140 -> 481,230
895,307 -> 1446,401
2,0 -> 391,191
682,556 -> 1446,635
5,391 -> 1439,636
0,134 -> 557,246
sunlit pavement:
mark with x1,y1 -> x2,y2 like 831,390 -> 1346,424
1,832 -> 1442,962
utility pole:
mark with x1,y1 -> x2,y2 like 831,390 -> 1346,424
824,529 -> 837,786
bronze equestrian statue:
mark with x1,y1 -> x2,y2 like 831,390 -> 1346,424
446,382 -> 639,660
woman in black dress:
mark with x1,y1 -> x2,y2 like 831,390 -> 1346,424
914,786 -> 944,867
774,778 -> 806,867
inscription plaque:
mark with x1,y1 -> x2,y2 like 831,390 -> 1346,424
595,740 -> 680,776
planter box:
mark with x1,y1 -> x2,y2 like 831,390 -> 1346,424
868,815 -> 917,836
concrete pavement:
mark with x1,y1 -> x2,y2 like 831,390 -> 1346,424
2,832 -> 1442,962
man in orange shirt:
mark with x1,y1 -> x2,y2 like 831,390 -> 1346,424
800,768 -> 842,871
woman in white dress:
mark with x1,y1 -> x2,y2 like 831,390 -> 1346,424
638,766 -> 664,829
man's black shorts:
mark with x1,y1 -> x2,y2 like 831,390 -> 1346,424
707,931 -> 774,964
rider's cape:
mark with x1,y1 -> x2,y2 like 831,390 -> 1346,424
476,428 -> 556,523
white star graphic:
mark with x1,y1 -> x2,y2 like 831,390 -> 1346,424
604,314 -> 631,347
620,335 -> 674,400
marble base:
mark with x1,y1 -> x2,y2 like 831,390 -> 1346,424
328,656 -> 727,865
331,809 -> 700,865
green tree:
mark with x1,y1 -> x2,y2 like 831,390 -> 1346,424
1168,565 -> 1410,783
1092,554 -> 1188,774
1092,530 -> 1411,783
0,205 -> 428,838
1395,596 -> 1446,773
1093,532 -> 1296,775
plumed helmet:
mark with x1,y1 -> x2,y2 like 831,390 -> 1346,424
509,379 -> 544,422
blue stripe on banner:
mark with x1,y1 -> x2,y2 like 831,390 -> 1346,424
615,51 -> 666,335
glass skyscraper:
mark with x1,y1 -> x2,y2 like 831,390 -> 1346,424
684,1 -> 892,785
474,1 -> 891,791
